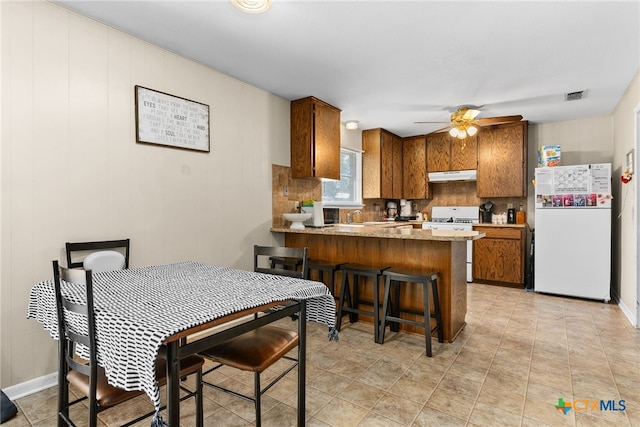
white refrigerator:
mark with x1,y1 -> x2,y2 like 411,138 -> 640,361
534,163 -> 612,302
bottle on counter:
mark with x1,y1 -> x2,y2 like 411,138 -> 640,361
516,204 -> 526,224
374,204 -> 382,221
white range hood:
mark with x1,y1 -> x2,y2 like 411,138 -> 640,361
428,169 -> 477,182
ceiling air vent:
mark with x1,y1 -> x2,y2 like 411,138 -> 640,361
566,91 -> 585,101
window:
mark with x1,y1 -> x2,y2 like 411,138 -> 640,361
322,148 -> 362,207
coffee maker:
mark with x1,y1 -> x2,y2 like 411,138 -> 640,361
386,201 -> 398,219
479,201 -> 494,223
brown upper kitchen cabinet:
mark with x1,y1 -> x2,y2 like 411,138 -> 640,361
477,121 -> 528,198
362,128 -> 403,199
426,132 -> 478,172
403,135 -> 429,199
290,96 -> 341,179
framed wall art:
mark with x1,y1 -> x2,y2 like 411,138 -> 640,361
135,85 -> 210,152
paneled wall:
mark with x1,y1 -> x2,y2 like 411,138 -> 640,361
1,1 -> 290,389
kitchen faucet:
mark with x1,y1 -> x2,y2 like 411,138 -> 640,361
348,210 -> 362,223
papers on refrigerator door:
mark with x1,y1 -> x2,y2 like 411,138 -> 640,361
590,163 -> 612,193
535,163 -> 612,208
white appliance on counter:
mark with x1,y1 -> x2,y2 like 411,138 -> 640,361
422,206 -> 479,282
399,199 -> 412,217
534,163 -> 612,301
301,201 -> 324,227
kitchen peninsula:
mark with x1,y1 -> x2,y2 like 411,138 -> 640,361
271,224 -> 485,342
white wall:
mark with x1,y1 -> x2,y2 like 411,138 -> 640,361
527,116 -> 613,226
612,71 -> 640,322
1,1 -> 290,388
534,115 -> 613,165
527,70 -> 640,322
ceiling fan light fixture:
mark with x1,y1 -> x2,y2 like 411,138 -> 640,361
230,0 -> 272,13
457,128 -> 467,139
449,127 -> 459,137
467,125 -> 478,136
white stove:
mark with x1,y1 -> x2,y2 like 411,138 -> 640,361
422,206 -> 479,282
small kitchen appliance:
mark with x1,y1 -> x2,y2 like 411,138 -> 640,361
479,201 -> 494,224
507,203 -> 516,224
301,201 -> 324,227
399,199 -> 412,217
386,201 -> 398,219
422,206 -> 479,282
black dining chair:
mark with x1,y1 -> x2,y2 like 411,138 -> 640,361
199,245 -> 308,427
52,260 -> 204,427
65,239 -> 130,272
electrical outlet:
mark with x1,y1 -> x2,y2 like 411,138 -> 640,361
283,185 -> 289,196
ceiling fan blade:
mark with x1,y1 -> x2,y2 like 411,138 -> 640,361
462,109 -> 481,120
428,125 -> 453,134
476,115 -> 523,125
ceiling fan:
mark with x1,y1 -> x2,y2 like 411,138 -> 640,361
415,107 -> 522,139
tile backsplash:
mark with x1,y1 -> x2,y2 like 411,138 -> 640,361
272,165 -> 527,226
272,164 -> 321,227
360,182 -> 526,222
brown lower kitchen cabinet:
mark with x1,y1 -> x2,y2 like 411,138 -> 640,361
472,224 -> 527,287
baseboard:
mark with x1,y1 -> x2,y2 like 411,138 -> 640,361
3,372 -> 57,400
618,298 -> 638,328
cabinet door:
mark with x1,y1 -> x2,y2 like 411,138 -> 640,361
362,129 -> 382,199
473,238 -> 523,284
313,101 -> 341,180
290,97 -> 314,178
477,122 -> 527,197
391,135 -> 403,199
362,128 -> 403,199
403,136 -> 427,199
380,131 -> 395,198
451,134 -> 478,171
290,97 -> 340,179
426,133 -> 451,172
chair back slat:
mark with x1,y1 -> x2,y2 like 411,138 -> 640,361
67,357 -> 92,377
61,299 -> 88,317
65,239 -> 130,269
253,245 -> 308,279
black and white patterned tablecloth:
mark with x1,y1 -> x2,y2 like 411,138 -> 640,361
27,261 -> 336,425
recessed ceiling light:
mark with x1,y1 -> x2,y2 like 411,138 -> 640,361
231,0 -> 272,13
345,120 -> 359,130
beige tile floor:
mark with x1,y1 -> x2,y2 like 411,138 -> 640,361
5,283 -> 640,426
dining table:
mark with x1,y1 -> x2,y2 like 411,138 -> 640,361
27,261 -> 337,426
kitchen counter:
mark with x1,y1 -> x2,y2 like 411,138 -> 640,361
473,223 -> 528,229
270,224 -> 485,241
272,223 -> 484,342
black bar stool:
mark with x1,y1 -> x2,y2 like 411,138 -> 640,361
378,268 -> 443,357
305,259 -> 346,299
336,263 -> 390,343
